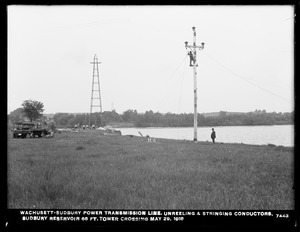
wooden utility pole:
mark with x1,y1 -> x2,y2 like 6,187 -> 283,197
185,27 -> 205,142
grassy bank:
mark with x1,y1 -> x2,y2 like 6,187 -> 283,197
7,130 -> 294,209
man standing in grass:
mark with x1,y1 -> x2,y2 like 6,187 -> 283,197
211,128 -> 216,143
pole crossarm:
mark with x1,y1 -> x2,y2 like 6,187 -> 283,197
185,45 -> 204,50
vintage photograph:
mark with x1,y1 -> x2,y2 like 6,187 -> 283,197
7,5 -> 294,225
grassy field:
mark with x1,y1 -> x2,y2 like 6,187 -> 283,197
7,129 -> 294,209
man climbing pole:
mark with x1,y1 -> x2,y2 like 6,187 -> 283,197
188,51 -> 195,67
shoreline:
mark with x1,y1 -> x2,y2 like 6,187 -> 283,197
113,125 -> 294,148
49,128 -> 294,148
123,134 -> 294,149
111,123 -> 294,129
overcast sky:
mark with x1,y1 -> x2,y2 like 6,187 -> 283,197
7,5 -> 294,114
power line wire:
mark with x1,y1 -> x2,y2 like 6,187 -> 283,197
178,58 -> 187,114
153,55 -> 188,108
159,54 -> 188,92
204,52 -> 291,103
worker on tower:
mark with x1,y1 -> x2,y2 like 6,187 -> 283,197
188,51 -> 195,66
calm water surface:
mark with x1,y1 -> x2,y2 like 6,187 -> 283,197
116,125 -> 294,147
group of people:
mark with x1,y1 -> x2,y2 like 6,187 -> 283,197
74,124 -> 96,130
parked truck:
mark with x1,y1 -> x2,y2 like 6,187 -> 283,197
12,122 -> 50,138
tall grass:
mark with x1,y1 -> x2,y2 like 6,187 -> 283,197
7,130 -> 294,209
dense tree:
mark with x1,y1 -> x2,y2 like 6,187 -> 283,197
47,120 -> 56,131
8,108 -> 24,123
21,100 -> 44,122
53,113 -> 74,126
102,110 -> 122,124
122,109 -> 138,122
52,109 -> 293,128
89,112 -> 104,127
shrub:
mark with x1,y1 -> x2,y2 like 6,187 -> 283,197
76,146 -> 85,150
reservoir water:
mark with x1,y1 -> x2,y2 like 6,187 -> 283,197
116,125 -> 294,147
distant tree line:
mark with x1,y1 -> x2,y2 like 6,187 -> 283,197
8,101 -> 293,128
51,109 -> 293,128
7,99 -> 294,129
52,110 -> 122,128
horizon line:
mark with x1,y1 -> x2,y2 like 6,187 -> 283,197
43,109 -> 294,115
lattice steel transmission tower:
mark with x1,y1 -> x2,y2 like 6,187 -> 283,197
89,54 -> 102,127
